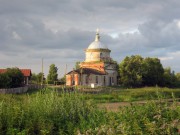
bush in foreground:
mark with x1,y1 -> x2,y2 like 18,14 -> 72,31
82,100 -> 180,135
0,89 -> 179,134
0,89 -> 105,134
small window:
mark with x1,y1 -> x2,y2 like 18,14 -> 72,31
86,76 -> 88,84
112,77 -> 114,84
104,76 -> 106,84
100,53 -> 102,58
96,76 -> 98,84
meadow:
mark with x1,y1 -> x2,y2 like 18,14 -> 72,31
83,87 -> 180,103
0,87 -> 180,134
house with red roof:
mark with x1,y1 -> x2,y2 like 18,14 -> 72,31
0,69 -> 32,85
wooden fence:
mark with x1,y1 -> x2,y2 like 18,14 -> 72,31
0,86 -> 28,94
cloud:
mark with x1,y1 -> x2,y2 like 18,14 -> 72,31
0,0 -> 180,77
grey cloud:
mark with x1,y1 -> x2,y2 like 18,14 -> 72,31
138,20 -> 180,49
0,0 -> 180,75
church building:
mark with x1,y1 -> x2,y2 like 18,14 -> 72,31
66,29 -> 118,87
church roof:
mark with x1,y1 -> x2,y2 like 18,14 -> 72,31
87,29 -> 108,50
66,68 -> 106,75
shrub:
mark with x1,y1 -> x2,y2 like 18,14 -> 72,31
0,89 -> 106,134
0,68 -> 24,88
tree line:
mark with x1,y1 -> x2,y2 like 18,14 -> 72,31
31,64 -> 65,85
119,55 -> 180,88
1,55 -> 180,88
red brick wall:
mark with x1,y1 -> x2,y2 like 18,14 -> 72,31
80,62 -> 105,72
66,74 -> 79,86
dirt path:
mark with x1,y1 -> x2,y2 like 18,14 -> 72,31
98,98 -> 180,112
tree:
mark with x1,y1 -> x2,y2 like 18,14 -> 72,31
0,73 -> 11,88
47,64 -> 58,84
119,55 -> 166,88
59,75 -> 66,85
31,73 -> 38,84
37,72 -> 46,84
142,58 -> 164,86
162,67 -> 178,87
0,68 -> 24,88
119,55 -> 143,87
6,68 -> 24,88
175,73 -> 180,87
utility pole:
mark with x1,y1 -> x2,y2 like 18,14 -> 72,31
65,64 -> 67,75
41,58 -> 44,86
80,68 -> 83,86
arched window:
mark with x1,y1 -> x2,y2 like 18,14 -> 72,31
96,76 -> 98,84
104,76 -> 106,85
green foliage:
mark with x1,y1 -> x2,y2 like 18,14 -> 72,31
31,72 -> 46,84
83,87 -> 180,103
37,72 -> 46,84
31,73 -> 38,83
175,73 -> 180,87
163,68 -> 177,87
119,55 -> 165,88
0,68 -> 24,88
47,64 -> 58,84
59,75 -> 66,85
142,57 -> 164,86
0,89 -> 106,134
0,73 -> 11,88
0,88 -> 180,134
119,55 -> 143,87
84,100 -> 180,135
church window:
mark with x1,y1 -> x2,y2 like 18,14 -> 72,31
100,52 -> 102,58
104,76 -> 106,84
86,76 -> 88,84
96,76 -> 98,84
112,77 -> 114,84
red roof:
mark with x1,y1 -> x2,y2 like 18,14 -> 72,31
0,69 -> 6,74
0,69 -> 32,77
20,69 -> 32,77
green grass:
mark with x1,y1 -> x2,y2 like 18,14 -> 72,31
83,87 -> 180,103
0,89 -> 106,134
83,100 -> 180,134
0,87 -> 180,134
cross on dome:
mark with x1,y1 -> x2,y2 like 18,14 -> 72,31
95,28 -> 100,42
87,29 -> 108,49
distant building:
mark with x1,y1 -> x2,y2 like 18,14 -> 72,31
0,69 -> 32,85
66,30 -> 118,86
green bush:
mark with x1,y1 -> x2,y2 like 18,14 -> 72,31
0,68 -> 24,88
83,100 -> 180,135
0,73 -> 11,88
0,89 -> 106,134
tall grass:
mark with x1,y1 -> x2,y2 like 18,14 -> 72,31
0,87 -> 180,134
0,89 -> 106,134
82,99 -> 180,135
83,87 -> 180,103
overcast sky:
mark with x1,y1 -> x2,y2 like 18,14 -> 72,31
0,0 -> 180,78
